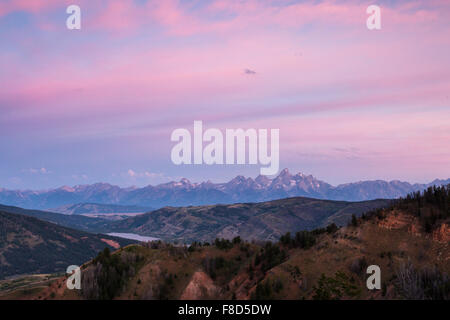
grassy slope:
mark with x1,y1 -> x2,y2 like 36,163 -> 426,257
263,211 -> 449,299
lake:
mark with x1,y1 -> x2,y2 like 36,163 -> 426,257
107,233 -> 160,242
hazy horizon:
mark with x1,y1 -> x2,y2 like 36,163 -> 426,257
1,167 -> 449,192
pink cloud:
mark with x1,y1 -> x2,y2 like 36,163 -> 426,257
0,0 -> 68,16
2,0 -> 449,35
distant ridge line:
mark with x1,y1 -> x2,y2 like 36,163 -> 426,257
0,168 -> 448,209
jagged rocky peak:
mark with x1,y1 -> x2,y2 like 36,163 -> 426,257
272,168 -> 293,184
180,178 -> 191,185
57,185 -> 75,192
72,182 -> 115,192
228,175 -> 247,184
255,174 -> 271,186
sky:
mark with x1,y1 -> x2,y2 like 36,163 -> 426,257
0,0 -> 449,190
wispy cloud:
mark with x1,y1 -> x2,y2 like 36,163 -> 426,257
71,174 -> 88,181
125,169 -> 175,182
23,167 -> 51,174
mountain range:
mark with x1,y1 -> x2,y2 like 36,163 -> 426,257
1,169 -> 448,209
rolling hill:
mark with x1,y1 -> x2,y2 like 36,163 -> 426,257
0,204 -> 113,233
49,203 -> 152,215
0,209 -> 136,279
107,197 -> 391,242
0,196 -> 391,243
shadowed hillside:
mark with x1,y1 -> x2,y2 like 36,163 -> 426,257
0,204 -> 113,233
50,203 -> 152,215
107,197 -> 391,242
0,210 -> 136,279
0,197 -> 390,243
